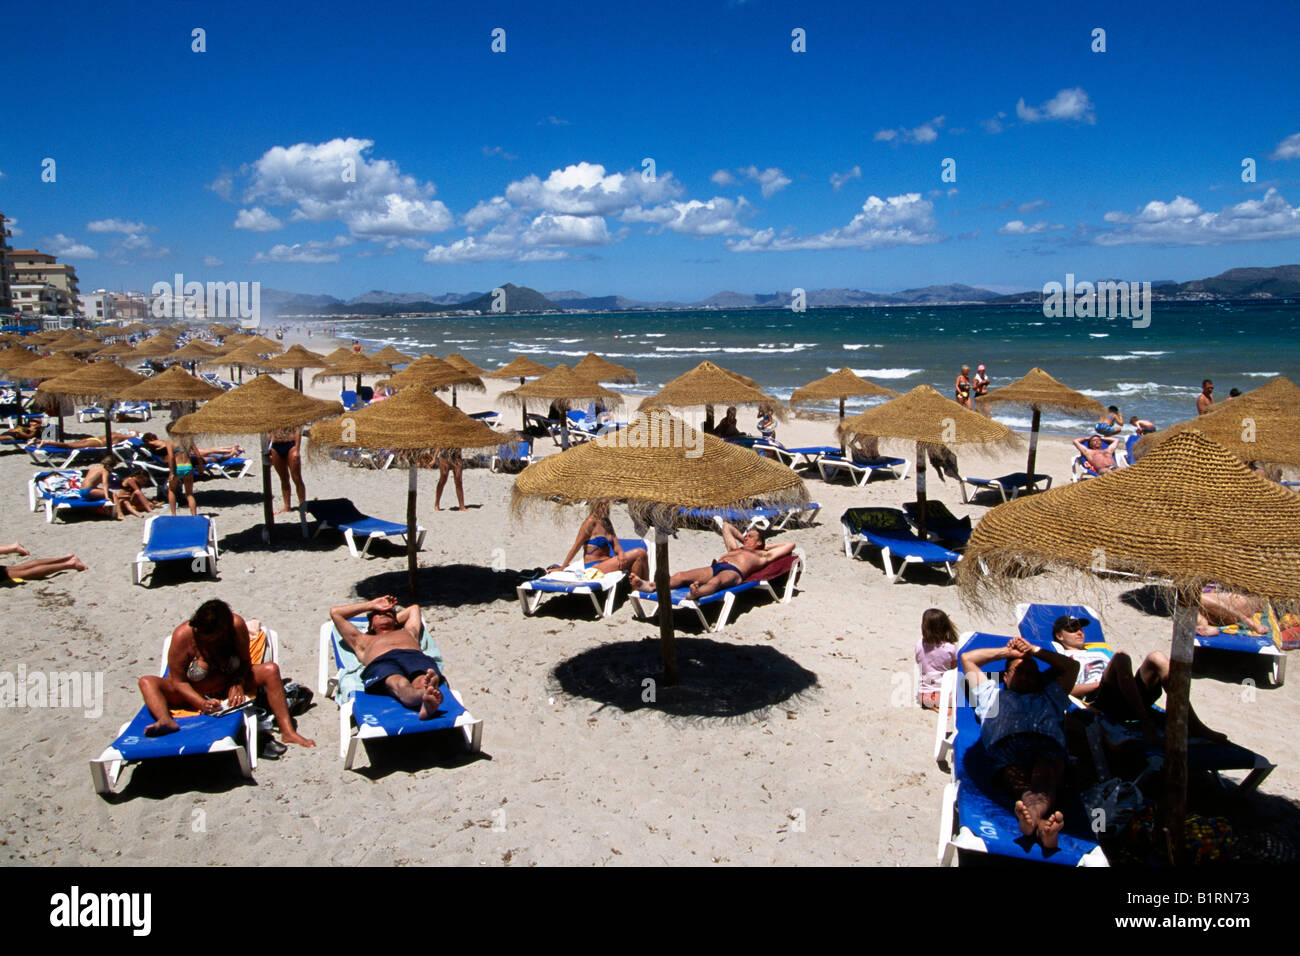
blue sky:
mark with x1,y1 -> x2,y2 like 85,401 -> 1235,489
3,0 -> 1299,301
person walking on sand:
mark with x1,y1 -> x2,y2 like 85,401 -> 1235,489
269,426 -> 306,514
434,449 -> 467,511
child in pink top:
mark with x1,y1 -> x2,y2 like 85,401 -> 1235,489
916,608 -> 959,710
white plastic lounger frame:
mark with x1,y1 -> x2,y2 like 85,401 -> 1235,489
89,630 -> 277,795
132,515 -> 220,585
841,521 -> 957,584
517,571 -> 626,618
316,620 -> 483,770
628,547 -> 805,633
816,455 -> 910,486
958,474 -> 1053,503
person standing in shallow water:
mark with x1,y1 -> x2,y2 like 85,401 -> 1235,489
955,366 -> 973,409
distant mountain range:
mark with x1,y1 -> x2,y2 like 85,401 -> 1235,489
258,265 -> 1300,317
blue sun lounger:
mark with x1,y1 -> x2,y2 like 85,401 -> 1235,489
754,444 -> 841,469
90,629 -> 278,796
902,500 -> 972,549
317,616 -> 482,770
517,536 -> 651,618
1017,602 -> 1277,788
817,453 -> 910,486
628,549 -> 804,632
133,515 -> 219,585
938,630 -> 1110,866
678,502 -> 822,532
841,507 -> 959,583
959,472 -> 1052,502
302,497 -> 426,558
27,470 -> 115,522
1196,626 -> 1286,688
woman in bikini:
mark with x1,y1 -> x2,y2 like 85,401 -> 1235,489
549,501 -> 649,579
269,426 -> 306,514
434,449 -> 466,511
137,598 -> 314,749
954,365 -> 973,409
163,423 -> 198,516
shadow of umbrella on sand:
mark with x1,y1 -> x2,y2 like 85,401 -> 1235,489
308,386 -> 503,596
957,430 -> 1300,860
171,375 -> 342,545
512,413 -> 807,684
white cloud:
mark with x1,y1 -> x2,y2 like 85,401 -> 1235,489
1095,188 -> 1300,245
44,234 -> 98,259
87,218 -> 150,234
998,220 -> 1063,235
711,169 -> 737,186
829,166 -> 862,192
874,117 -> 945,145
538,115 -> 570,126
207,171 -> 234,200
110,233 -> 170,260
622,196 -> 753,236
203,255 -> 224,267
239,138 -> 453,238
1016,87 -> 1096,124
482,145 -> 517,160
1017,199 -> 1048,214
5,216 -> 20,237
981,112 -> 1007,134
520,213 -> 611,247
1271,132 -> 1300,161
726,192 -> 941,252
463,196 -> 514,231
739,165 -> 792,198
504,162 -> 682,215
234,207 -> 284,232
251,235 -> 352,264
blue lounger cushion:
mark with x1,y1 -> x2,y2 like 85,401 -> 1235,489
142,516 -> 212,561
105,708 -> 248,761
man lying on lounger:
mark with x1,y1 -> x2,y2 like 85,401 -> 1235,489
330,595 -> 446,720
1072,435 -> 1122,473
629,522 -> 796,600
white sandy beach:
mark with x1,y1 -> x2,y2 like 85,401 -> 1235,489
1,330 -> 1296,866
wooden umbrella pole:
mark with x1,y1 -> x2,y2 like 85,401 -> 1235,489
654,529 -> 677,685
406,464 -> 419,597
260,440 -> 276,545
451,384 -> 458,408
839,397 -> 846,457
104,401 -> 114,451
1162,599 -> 1196,863
915,440 -> 928,540
1026,407 -> 1042,491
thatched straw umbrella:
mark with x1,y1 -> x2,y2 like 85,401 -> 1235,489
264,343 -> 328,392
371,345 -> 416,367
0,345 -> 37,374
486,355 -> 552,428
978,367 -> 1105,489
312,352 -> 392,393
35,362 -> 147,448
513,417 -> 808,684
381,355 -> 485,407
132,334 -> 179,359
639,360 -> 783,432
791,367 -> 899,454
52,337 -> 102,355
836,384 -> 1018,538
12,352 -> 87,439
171,376 -> 342,544
206,344 -> 280,383
573,352 -> 637,385
118,366 -> 223,422
1133,376 -> 1300,466
240,334 -> 284,355
309,387 -> 502,595
321,346 -> 357,365
957,430 -> 1300,858
166,339 -> 224,375
445,353 -> 486,376
91,341 -> 140,361
501,364 -> 622,449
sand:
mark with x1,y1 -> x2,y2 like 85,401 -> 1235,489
1,328 -> 1296,866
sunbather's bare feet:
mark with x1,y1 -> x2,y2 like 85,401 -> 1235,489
418,670 -> 444,720
688,582 -> 702,600
281,729 -> 315,747
1014,799 -> 1038,837
145,716 -> 180,736
1038,811 -> 1064,850
629,572 -> 649,591
1015,791 -> 1051,837
70,558 -> 88,572
1248,618 -> 1268,635
274,505 -> 294,515
1196,623 -> 1221,637
7,542 -> 30,557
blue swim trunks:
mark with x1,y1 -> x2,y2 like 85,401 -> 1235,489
360,648 -> 444,694
710,560 -> 742,582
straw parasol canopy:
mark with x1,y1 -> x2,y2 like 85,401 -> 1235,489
573,352 -> 637,385
639,360 -> 785,431
513,417 -> 808,683
485,355 -> 551,382
380,355 -> 485,406
979,367 -> 1106,487
132,334 -> 180,358
791,367 -> 899,452
239,334 -> 284,355
371,345 -> 416,366
207,344 -> 281,381
167,340 -> 224,363
321,346 -> 357,365
171,375 -> 343,544
501,364 -> 622,448
264,343 -> 328,391
444,353 -> 486,376
309,386 -> 503,594
836,384 -> 1018,537
312,351 -> 393,391
13,352 -> 87,381
1133,376 -> 1300,467
51,337 -> 102,354
957,430 -> 1300,857
118,365 -> 224,404
91,341 -> 140,360
35,361 -> 147,447
0,345 -> 37,374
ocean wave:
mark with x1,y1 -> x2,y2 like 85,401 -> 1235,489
842,343 -> 883,350
654,344 -> 815,354
995,414 -> 1097,431
1089,333 -> 1109,338
1100,354 -> 1140,361
1129,351 -> 1168,356
840,367 -> 923,380
1241,371 -> 1281,377
1079,382 -> 1196,398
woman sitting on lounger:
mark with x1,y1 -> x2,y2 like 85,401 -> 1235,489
550,501 -> 649,579
137,599 -> 314,749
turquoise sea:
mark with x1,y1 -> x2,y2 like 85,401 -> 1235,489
327,303 -> 1300,436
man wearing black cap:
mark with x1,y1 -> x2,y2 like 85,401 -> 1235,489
1052,616 -> 1224,742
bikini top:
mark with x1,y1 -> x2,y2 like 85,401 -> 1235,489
186,654 -> 240,682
